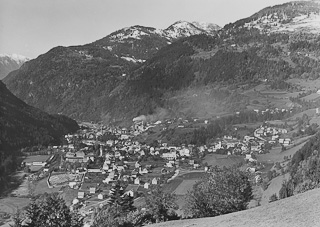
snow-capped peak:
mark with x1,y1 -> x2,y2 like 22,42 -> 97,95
0,53 -> 30,64
192,21 -> 221,33
163,20 -> 207,39
234,0 -> 320,34
105,20 -> 220,43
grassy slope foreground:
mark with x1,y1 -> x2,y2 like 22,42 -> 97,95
149,187 -> 320,227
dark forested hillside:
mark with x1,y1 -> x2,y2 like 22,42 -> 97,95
0,81 -> 78,194
0,81 -> 79,150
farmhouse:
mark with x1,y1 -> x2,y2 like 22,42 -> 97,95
78,191 -> 85,199
162,151 -> 177,160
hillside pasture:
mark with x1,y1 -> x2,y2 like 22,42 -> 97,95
204,154 -> 244,167
287,78 -> 320,90
300,93 -> 320,102
173,179 -> 198,195
257,141 -> 307,163
23,155 -> 50,164
289,108 -> 317,120
260,173 -> 290,205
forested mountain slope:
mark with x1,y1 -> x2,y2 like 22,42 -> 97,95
0,81 -> 78,150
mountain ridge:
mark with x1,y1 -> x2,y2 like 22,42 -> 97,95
4,1 -> 320,124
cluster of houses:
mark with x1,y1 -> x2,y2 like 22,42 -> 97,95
254,125 -> 291,146
56,118 -> 293,218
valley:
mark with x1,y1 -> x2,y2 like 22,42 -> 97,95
2,1 -> 320,226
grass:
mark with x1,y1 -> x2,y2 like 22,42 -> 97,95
204,154 -> 244,167
256,140 -> 309,163
173,180 -> 198,195
259,173 -> 290,206
150,187 -> 320,227
179,172 -> 206,179
23,155 -> 50,163
163,179 -> 183,193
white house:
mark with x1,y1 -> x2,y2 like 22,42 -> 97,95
98,193 -> 105,200
134,177 -> 140,185
78,192 -> 85,199
179,148 -> 190,157
90,187 -> 96,194
144,183 -> 150,189
152,178 -> 158,185
162,152 -> 177,160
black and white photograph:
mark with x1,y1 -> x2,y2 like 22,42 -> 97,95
1,0 -> 320,226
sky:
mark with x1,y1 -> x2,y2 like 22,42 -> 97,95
0,0 -> 291,59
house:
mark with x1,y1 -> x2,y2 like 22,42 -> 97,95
124,184 -> 140,197
179,148 -> 190,157
152,178 -> 158,185
90,187 -> 96,194
78,192 -> 85,199
108,171 -> 115,180
103,178 -> 112,184
140,168 -> 149,174
166,162 -> 173,168
144,183 -> 150,189
193,164 -> 200,169
162,152 -> 177,160
134,177 -> 140,185
103,163 -> 109,170
66,151 -> 86,163
131,170 -> 138,178
69,182 -> 77,188
98,193 -> 106,200
135,162 -> 141,169
245,154 -> 252,160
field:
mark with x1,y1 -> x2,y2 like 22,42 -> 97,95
173,180 -> 198,195
287,78 -> 320,90
257,136 -> 311,163
203,154 -> 244,167
259,173 -> 290,205
23,155 -> 50,164
49,173 -> 81,186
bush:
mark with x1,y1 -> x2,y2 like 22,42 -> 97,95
185,166 -> 252,218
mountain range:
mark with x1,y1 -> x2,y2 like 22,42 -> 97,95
0,54 -> 29,80
3,1 -> 320,125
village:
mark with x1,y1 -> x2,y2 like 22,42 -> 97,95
14,105 -> 314,225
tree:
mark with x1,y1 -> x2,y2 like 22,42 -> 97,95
144,185 -> 179,223
24,193 -> 82,227
279,180 -> 294,199
108,183 -> 135,213
11,209 -> 24,227
185,166 -> 252,218
269,193 -> 278,203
